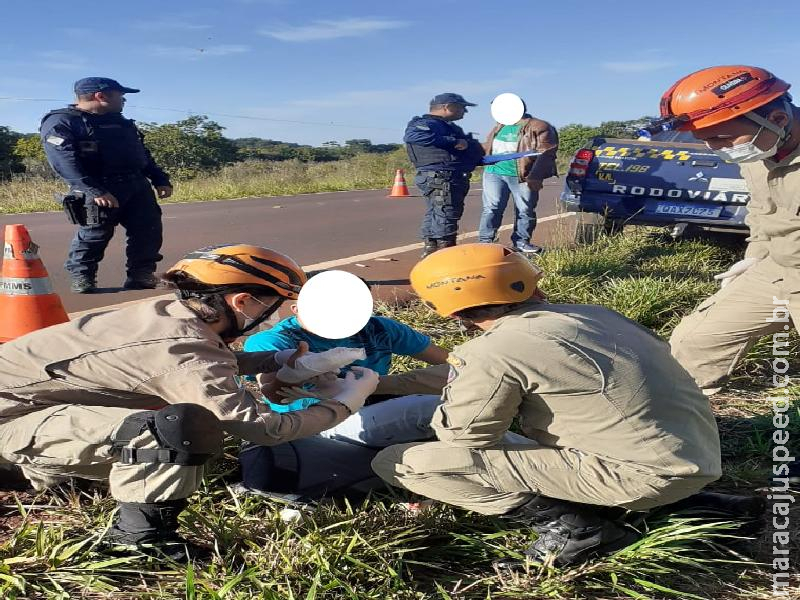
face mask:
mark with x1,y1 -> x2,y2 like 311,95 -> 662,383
710,126 -> 781,163
237,297 -> 280,336
711,104 -> 794,163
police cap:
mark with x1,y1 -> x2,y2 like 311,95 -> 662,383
430,93 -> 477,107
74,77 -> 140,95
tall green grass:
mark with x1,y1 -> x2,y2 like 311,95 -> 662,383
2,231 -> 797,599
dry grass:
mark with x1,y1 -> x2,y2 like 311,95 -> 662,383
0,151 -> 413,215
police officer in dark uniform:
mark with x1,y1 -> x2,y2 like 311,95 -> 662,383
40,77 -> 173,293
404,93 -> 485,258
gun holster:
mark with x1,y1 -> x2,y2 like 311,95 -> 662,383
58,192 -> 103,226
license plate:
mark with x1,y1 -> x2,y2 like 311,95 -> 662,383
654,203 -> 722,218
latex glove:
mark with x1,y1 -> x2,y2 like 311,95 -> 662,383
276,347 -> 367,384
713,257 -> 759,289
271,372 -> 339,405
273,342 -> 310,367
328,367 -> 379,413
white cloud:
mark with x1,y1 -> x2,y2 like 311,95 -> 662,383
149,45 -> 250,60
38,51 -> 89,71
261,17 -> 408,42
602,61 -> 675,73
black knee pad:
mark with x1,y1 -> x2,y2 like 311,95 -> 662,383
113,404 -> 224,466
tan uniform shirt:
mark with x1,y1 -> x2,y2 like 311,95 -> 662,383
740,146 -> 800,273
432,302 -> 721,478
0,298 -> 349,444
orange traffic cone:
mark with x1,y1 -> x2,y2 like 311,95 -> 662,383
0,224 -> 69,343
388,169 -> 411,197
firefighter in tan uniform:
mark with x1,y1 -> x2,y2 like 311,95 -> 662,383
659,67 -> 800,401
0,244 -> 378,559
371,243 -> 724,566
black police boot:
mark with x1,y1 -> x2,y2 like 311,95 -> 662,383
70,274 -> 97,294
0,463 -> 31,491
437,236 -> 457,249
103,499 -> 206,562
529,511 -> 640,566
123,272 -> 160,290
421,239 -> 439,258
657,491 -> 766,519
496,495 -> 639,568
648,491 -> 767,538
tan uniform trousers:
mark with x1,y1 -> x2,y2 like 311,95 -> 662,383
0,405 -> 204,503
372,439 -> 713,515
669,256 -> 798,390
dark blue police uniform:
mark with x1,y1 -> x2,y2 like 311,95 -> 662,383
403,93 -> 484,254
40,77 -> 171,292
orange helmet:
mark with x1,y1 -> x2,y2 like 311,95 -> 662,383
166,244 -> 306,299
410,243 -> 542,317
661,65 -> 791,131
659,65 -> 790,131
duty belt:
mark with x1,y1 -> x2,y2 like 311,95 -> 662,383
100,172 -> 145,183
419,170 -> 468,179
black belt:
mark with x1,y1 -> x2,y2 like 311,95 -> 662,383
100,172 -> 145,182
419,170 -> 468,178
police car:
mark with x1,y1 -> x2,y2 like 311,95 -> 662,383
559,130 -> 750,241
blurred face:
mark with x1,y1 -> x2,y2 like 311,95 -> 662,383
96,90 -> 126,113
444,103 -> 467,121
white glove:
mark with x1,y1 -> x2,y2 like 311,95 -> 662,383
328,366 -> 379,413
272,372 -> 340,405
275,347 -> 367,384
713,257 -> 759,289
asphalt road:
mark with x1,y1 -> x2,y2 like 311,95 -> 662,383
0,178 -> 572,313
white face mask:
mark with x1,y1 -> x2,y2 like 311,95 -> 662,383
238,298 -> 279,336
710,103 -> 793,163
709,126 -> 781,163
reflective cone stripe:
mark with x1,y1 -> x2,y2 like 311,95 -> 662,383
388,169 -> 411,197
0,224 -> 69,343
1,277 -> 54,296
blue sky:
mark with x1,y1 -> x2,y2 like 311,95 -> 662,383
2,0 -> 798,145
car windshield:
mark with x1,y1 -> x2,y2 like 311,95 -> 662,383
651,130 -> 699,143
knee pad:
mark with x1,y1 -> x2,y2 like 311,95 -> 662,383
113,404 -> 224,466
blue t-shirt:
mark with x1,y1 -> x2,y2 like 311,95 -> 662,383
244,316 -> 430,412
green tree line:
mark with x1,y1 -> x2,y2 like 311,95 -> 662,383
1,115 -> 655,181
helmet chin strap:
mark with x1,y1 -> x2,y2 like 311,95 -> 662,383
744,99 -> 794,142
222,298 -> 283,341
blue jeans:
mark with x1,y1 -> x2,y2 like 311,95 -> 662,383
319,394 -> 534,447
321,394 -> 440,447
478,171 -> 539,245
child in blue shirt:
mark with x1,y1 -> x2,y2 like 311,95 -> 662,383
244,304 -> 448,412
